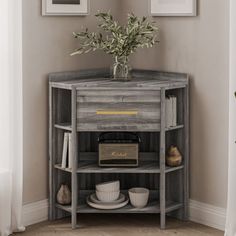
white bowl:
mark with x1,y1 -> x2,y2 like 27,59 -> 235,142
128,188 -> 149,208
96,190 -> 120,202
96,180 -> 120,192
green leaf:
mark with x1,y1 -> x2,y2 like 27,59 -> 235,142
71,12 -> 159,57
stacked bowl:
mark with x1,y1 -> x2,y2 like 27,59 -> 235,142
96,180 -> 120,202
87,180 -> 129,210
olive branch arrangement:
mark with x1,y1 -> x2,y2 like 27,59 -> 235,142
71,12 -> 159,58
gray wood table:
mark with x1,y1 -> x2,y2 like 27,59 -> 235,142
48,69 -> 189,230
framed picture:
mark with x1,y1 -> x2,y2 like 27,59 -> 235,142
42,0 -> 89,16
150,0 -> 197,16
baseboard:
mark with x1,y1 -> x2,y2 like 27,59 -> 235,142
22,198 -> 226,231
189,199 -> 226,231
22,199 -> 48,226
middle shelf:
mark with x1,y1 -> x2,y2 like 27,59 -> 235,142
54,122 -> 184,132
55,162 -> 184,174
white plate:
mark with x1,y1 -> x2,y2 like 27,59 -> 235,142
90,193 -> 125,205
87,196 -> 129,210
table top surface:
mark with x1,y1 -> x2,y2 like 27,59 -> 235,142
49,69 -> 189,90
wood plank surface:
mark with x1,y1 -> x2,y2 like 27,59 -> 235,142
77,90 -> 161,132
49,69 -> 188,90
77,123 -> 161,132
49,85 -> 54,220
160,88 -> 166,229
54,123 -> 184,132
71,87 -> 78,229
77,90 -> 161,103
54,163 -> 184,174
184,81 -> 190,220
56,201 -> 183,214
55,190 -> 183,214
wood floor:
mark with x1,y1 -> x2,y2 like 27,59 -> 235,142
14,215 -> 224,236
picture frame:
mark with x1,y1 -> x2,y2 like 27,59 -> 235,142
42,0 -> 89,16
150,0 -> 197,16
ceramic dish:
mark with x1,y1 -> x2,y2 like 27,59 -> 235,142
128,187 -> 149,208
96,180 -> 120,192
86,195 -> 129,210
90,193 -> 125,205
96,190 -> 120,202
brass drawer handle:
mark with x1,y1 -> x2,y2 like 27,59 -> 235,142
96,110 -> 138,115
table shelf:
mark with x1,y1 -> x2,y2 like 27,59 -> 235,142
55,190 -> 183,214
56,201 -> 183,214
54,162 -> 184,174
54,123 -> 184,132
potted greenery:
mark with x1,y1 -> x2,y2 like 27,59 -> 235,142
71,12 -> 159,81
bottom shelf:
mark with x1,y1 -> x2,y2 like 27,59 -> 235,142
55,190 -> 183,214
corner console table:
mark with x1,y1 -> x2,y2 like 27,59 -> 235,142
48,69 -> 189,229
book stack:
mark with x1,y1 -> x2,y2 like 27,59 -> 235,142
165,95 -> 177,128
61,132 -> 73,169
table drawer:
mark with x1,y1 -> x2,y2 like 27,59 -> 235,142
77,90 -> 161,131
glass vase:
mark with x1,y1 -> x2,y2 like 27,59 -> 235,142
112,56 -> 131,81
